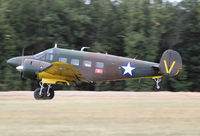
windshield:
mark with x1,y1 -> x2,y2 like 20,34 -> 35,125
33,49 -> 54,59
33,51 -> 45,59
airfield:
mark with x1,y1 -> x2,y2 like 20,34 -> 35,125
0,91 -> 200,136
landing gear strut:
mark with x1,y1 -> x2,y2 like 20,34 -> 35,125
34,82 -> 55,100
154,78 -> 162,90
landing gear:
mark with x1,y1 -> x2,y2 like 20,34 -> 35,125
34,88 -> 46,100
34,82 -> 55,100
154,78 -> 162,90
46,84 -> 55,99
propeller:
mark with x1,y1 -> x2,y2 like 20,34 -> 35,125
17,48 -> 25,80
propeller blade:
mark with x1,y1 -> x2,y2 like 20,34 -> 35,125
19,71 -> 26,80
21,48 -> 24,65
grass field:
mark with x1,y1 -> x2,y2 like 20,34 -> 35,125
0,91 -> 200,136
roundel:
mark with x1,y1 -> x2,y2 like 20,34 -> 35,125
121,62 -> 136,77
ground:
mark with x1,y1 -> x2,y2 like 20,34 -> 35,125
0,91 -> 200,136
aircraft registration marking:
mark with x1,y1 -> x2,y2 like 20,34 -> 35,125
163,60 -> 176,74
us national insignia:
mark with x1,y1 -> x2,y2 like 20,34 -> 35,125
121,62 -> 136,77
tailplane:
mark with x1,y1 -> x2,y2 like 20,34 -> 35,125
159,49 -> 182,77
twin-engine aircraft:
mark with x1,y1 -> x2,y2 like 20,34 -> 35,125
7,44 -> 182,100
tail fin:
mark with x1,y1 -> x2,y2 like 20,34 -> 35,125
159,49 -> 182,77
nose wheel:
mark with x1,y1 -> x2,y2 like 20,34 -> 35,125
154,78 -> 162,90
34,82 -> 55,100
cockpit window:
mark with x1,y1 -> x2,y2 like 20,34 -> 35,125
33,51 -> 45,59
33,49 -> 54,60
46,49 -> 53,54
46,54 -> 53,61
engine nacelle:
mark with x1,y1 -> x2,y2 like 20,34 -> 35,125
22,59 -> 51,79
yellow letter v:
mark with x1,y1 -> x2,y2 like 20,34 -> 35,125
163,60 -> 176,74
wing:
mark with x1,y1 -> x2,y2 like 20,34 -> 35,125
38,62 -> 89,85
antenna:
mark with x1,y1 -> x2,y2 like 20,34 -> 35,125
81,47 -> 90,51
133,55 -> 138,59
54,43 -> 57,48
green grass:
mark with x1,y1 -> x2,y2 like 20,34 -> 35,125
0,92 -> 200,136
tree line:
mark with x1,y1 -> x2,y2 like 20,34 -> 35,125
0,0 -> 199,91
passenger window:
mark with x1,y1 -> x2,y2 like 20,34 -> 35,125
59,57 -> 67,63
95,62 -> 104,68
71,59 -> 79,66
83,60 -> 92,67
46,54 -> 53,61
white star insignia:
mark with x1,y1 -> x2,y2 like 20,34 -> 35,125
122,62 -> 135,76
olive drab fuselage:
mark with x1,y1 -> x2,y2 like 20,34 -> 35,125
33,48 -> 161,82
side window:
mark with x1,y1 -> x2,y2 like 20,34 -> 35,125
95,62 -> 104,68
83,60 -> 92,67
46,54 -> 53,61
59,57 -> 67,63
41,55 -> 45,60
71,59 -> 79,66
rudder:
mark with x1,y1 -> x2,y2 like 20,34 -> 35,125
159,49 -> 182,77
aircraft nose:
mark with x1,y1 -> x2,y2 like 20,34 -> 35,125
7,57 -> 20,68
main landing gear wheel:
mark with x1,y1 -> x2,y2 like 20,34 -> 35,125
34,88 -> 47,100
34,82 -> 55,100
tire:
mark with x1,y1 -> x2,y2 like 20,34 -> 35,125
34,88 -> 47,100
154,84 -> 162,91
46,88 -> 55,100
